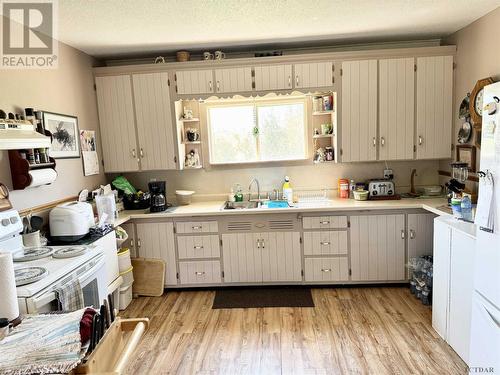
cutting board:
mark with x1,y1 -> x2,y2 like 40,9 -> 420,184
131,258 -> 165,297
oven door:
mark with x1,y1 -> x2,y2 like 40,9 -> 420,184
25,255 -> 107,314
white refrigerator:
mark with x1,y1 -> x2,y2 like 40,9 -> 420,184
470,81 -> 500,372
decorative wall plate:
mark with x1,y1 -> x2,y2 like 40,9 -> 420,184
458,121 -> 472,144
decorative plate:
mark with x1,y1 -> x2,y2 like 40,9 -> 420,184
458,94 -> 470,119
52,246 -> 87,259
458,122 -> 472,144
14,266 -> 48,286
13,246 -> 53,262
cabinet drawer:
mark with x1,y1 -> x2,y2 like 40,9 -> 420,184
302,216 -> 348,229
303,231 -> 348,256
177,235 -> 220,259
179,260 -> 221,284
304,257 -> 349,282
176,221 -> 218,234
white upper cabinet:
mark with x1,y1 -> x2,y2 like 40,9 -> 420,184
95,75 -> 140,173
379,58 -> 415,160
341,60 -> 378,162
132,72 -> 177,170
175,69 -> 214,94
214,67 -> 253,93
294,62 -> 333,88
416,56 -> 453,159
254,64 -> 293,91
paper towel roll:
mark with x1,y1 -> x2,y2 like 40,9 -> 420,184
0,252 -> 19,321
28,168 -> 57,188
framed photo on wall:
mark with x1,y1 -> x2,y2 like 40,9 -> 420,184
42,112 -> 80,159
456,144 -> 476,172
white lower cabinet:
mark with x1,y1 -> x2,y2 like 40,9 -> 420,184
433,217 -> 476,364
350,214 -> 406,281
135,222 -> 177,286
222,232 -> 301,283
304,257 -> 349,282
179,260 -> 221,285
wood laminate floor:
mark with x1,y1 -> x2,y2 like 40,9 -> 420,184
120,287 -> 466,375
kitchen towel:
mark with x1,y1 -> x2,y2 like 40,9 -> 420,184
55,279 -> 85,312
28,168 -> 57,188
475,172 -> 495,232
0,252 -> 20,321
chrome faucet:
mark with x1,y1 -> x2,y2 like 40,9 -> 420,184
248,178 -> 261,202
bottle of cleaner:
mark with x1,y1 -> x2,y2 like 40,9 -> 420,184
282,176 -> 293,203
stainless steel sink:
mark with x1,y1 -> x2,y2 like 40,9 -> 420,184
222,201 -> 261,210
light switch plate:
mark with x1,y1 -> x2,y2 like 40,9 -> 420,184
384,169 -> 394,179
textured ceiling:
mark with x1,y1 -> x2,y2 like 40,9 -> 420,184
57,0 -> 500,57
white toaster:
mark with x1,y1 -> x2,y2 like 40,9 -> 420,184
49,201 -> 95,241
368,180 -> 395,197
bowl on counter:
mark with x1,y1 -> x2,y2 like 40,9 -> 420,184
422,185 -> 442,196
353,190 -> 369,201
175,190 -> 195,205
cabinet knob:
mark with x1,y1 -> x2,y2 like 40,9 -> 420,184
321,268 -> 332,273
288,76 -> 291,87
372,137 -> 377,147
194,271 -> 205,276
131,149 -> 136,158
216,80 -> 220,92
139,148 -> 144,158
381,137 -> 385,146
418,136 -> 423,145
409,229 -> 415,239
295,75 -> 299,86
209,80 -> 213,92
256,239 -> 261,249
320,221 -> 330,225
261,239 -> 265,249
401,230 -> 406,239
320,241 -> 331,246
193,245 -> 204,250
137,239 -> 141,247
192,225 -> 202,230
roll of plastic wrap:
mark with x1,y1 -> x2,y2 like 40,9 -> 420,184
28,168 -> 57,187
0,252 -> 19,321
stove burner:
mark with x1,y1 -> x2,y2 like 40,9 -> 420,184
13,246 -> 54,262
52,246 -> 87,259
14,266 -> 48,286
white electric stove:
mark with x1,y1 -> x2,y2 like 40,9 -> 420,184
0,209 -> 108,314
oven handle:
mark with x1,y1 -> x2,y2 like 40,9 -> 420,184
30,257 -> 105,310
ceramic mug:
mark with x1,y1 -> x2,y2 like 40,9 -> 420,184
203,52 -> 214,60
214,51 -> 226,60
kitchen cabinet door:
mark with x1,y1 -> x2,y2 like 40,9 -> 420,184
416,56 -> 453,159
350,214 -> 406,281
214,67 -> 252,93
432,218 -> 452,340
222,233 -> 263,283
261,232 -> 302,282
175,69 -> 214,94
341,60 -> 378,162
132,72 -> 177,170
135,222 -> 177,286
407,213 -> 435,262
254,64 -> 293,91
119,222 -> 136,257
379,58 -> 415,160
95,75 -> 139,172
294,62 -> 333,88
448,229 -> 475,363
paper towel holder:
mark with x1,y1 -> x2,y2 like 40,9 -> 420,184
8,149 -> 57,190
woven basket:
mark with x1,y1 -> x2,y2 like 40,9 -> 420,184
176,50 -> 190,62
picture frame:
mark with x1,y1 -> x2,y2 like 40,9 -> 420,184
42,112 -> 80,159
475,129 -> 482,149
456,144 -> 476,172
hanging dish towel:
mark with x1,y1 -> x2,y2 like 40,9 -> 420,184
55,279 -> 85,312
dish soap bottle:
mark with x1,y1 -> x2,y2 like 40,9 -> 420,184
282,176 -> 293,204
234,184 -> 244,202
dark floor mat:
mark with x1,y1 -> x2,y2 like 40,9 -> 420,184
212,286 -> 315,309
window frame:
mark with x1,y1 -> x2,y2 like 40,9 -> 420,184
205,96 -> 309,166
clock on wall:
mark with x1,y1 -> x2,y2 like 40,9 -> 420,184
469,77 -> 494,128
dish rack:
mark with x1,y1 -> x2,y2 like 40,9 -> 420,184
73,317 -> 149,375
294,189 -> 329,203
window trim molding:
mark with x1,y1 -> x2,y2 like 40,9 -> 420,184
205,96 -> 310,166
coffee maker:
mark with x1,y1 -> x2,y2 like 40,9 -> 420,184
148,180 -> 167,212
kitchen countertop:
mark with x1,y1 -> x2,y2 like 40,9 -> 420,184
113,197 -> 452,226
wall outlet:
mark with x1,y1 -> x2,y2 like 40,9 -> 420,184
384,169 -> 394,179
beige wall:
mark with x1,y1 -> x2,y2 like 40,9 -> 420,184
0,35 -> 106,210
122,159 -> 440,202
441,6 -> 500,190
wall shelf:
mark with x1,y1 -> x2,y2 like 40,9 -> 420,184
8,149 -> 56,190
175,100 -> 203,170
178,118 -> 200,122
312,110 -> 335,116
